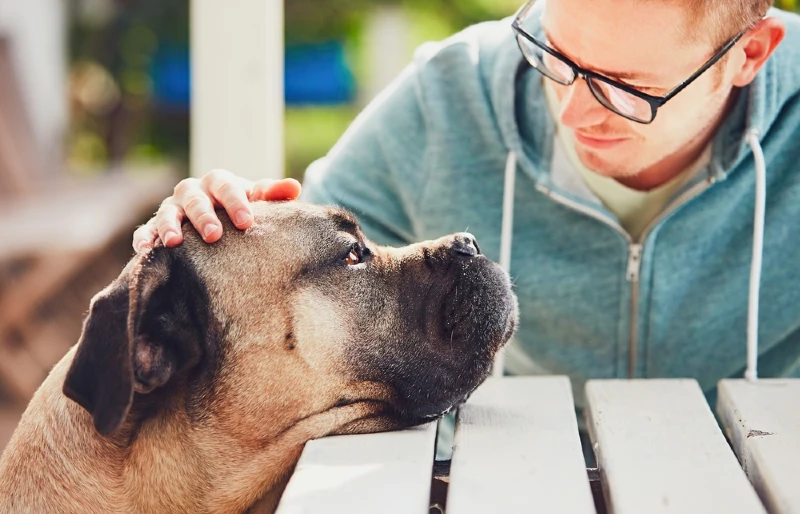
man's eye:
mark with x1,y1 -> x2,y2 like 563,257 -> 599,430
345,250 -> 361,266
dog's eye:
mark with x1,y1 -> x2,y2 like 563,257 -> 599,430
345,249 -> 361,266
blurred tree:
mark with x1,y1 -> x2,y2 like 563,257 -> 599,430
68,0 -> 189,173
67,0 -> 800,178
285,0 -> 521,44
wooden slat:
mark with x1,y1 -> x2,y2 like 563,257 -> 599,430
0,169 -> 175,261
585,379 -> 766,514
0,340 -> 47,402
447,376 -> 596,514
275,422 -> 436,513
0,251 -> 93,331
717,379 -> 800,514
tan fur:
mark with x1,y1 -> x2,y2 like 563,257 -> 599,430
0,202 -> 516,513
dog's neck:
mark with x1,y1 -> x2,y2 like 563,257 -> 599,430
0,352 -> 301,514
0,345 -> 398,514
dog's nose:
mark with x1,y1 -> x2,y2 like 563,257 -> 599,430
450,233 -> 481,257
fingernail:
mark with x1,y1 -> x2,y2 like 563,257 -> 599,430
234,210 -> 251,226
202,225 -> 218,239
164,230 -> 179,246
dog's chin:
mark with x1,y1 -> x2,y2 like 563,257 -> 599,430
348,255 -> 517,425
397,281 -> 517,422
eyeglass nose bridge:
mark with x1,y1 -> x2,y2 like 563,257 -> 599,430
550,61 -> 656,123
560,70 -> 606,107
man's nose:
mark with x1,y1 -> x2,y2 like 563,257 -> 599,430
558,79 -> 609,129
450,232 -> 481,257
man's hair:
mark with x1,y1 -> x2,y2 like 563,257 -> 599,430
683,0 -> 773,47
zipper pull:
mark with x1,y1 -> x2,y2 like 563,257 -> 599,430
627,243 -> 643,282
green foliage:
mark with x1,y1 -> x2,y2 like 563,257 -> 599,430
68,0 -> 800,178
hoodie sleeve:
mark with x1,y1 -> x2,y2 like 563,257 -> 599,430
300,62 -> 430,247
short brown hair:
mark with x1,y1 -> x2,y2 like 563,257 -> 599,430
683,0 -> 773,47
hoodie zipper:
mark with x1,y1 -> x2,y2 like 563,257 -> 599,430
536,176 -> 715,377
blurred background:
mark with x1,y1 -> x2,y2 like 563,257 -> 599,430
61,0 -> 529,181
0,0 -> 797,449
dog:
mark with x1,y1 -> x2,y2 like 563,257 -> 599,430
0,201 -> 517,513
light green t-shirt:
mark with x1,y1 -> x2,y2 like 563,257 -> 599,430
543,81 -> 711,240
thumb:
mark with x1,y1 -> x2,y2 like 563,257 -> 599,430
250,178 -> 302,201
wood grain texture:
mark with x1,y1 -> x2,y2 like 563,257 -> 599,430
447,376 -> 596,514
275,422 -> 436,514
717,379 -> 800,514
585,379 -> 766,514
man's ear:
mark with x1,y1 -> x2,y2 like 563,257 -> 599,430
62,247 -> 212,436
731,17 -> 786,88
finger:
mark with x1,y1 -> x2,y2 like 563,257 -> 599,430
132,221 -> 157,253
182,193 -> 223,243
172,177 -> 203,204
250,178 -> 302,201
201,170 -> 254,230
155,201 -> 187,247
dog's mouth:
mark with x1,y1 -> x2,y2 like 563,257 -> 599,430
430,256 -> 517,351
384,257 -> 518,421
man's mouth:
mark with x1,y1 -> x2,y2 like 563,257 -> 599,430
574,131 -> 629,150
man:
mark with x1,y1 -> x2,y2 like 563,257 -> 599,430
133,0 -> 797,448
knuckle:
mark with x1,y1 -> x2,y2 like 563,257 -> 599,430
202,168 -> 231,187
156,218 -> 175,235
194,211 -> 219,227
184,194 -> 212,214
215,180 -> 244,203
156,202 -> 177,219
173,177 -> 199,197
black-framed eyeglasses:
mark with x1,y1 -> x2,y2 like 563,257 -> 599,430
511,0 -> 751,124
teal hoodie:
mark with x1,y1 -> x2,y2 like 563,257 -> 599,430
300,4 -> 800,437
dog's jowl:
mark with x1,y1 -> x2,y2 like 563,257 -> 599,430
0,201 -> 517,514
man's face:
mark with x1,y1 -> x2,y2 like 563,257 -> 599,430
542,0 -> 736,178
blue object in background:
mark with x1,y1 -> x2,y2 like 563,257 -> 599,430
152,45 -> 191,109
150,40 -> 356,109
284,41 -> 356,105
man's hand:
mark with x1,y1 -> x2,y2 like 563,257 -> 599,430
133,169 -> 301,253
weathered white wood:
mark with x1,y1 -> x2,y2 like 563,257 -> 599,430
190,0 -> 284,181
447,376 -> 596,514
0,169 -> 176,259
362,6 -> 411,104
585,379 -> 766,514
717,379 -> 800,514
0,0 -> 66,176
275,422 -> 436,514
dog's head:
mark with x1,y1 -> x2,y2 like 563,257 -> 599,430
62,201 -> 517,443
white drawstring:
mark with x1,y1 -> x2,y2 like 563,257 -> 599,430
745,129 -> 765,382
492,136 -> 765,382
493,152 -> 517,377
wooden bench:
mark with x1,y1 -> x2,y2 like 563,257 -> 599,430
274,376 -> 800,513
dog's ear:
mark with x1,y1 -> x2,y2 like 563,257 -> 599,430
63,248 -> 210,436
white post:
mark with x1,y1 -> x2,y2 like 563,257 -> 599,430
190,0 -> 284,181
362,5 -> 411,105
0,0 -> 67,178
